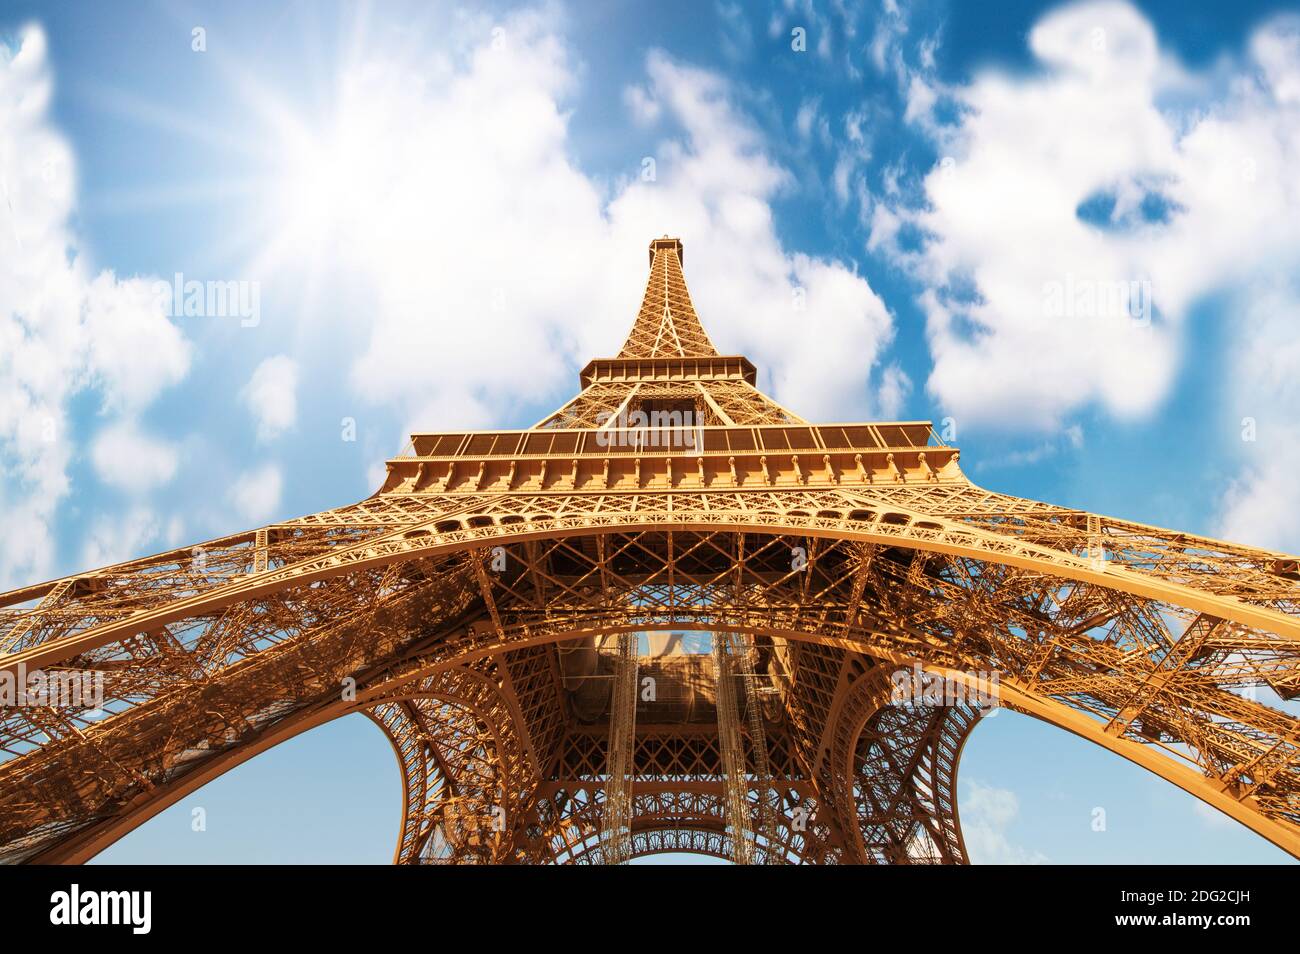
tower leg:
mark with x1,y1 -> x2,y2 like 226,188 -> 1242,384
847,703 -> 980,864
368,664 -> 538,864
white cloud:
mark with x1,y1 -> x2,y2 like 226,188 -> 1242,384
164,514 -> 185,547
715,0 -> 754,62
274,10 -> 895,435
876,363 -> 911,419
1252,15 -> 1300,105
1217,280 -> 1300,553
880,1 -> 1300,432
229,464 -> 283,523
0,25 -> 190,588
623,84 -> 661,125
902,74 -> 937,126
869,0 -> 907,74
81,506 -> 160,569
242,355 -> 298,442
309,10 -> 612,431
90,421 -> 179,491
1221,462 -> 1300,554
962,779 -> 1048,864
82,271 -> 189,413
795,97 -> 819,140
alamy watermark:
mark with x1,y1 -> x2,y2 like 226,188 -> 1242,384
150,272 -> 260,327
595,407 -> 700,449
890,663 -> 1000,711
50,884 -> 151,934
0,662 -> 104,710
1043,274 -> 1152,327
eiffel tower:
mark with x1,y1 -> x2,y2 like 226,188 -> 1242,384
1,236 -> 1298,864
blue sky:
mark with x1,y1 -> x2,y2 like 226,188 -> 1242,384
2,0 -> 1298,863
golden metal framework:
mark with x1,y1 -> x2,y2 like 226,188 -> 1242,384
713,633 -> 754,863
600,632 -> 638,864
1,236 -> 1298,864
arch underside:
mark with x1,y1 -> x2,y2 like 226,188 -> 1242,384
364,654 -> 979,864
1,486 -> 1298,863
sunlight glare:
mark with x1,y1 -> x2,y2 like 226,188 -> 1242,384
273,99 -> 398,260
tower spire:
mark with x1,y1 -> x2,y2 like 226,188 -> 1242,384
616,237 -> 719,358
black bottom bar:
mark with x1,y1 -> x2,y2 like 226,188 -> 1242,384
1,863 -> 1278,941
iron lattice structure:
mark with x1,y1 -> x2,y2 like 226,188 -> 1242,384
1,236 -> 1299,864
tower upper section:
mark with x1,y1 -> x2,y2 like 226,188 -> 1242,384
616,238 -> 719,358
379,236 -> 955,496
